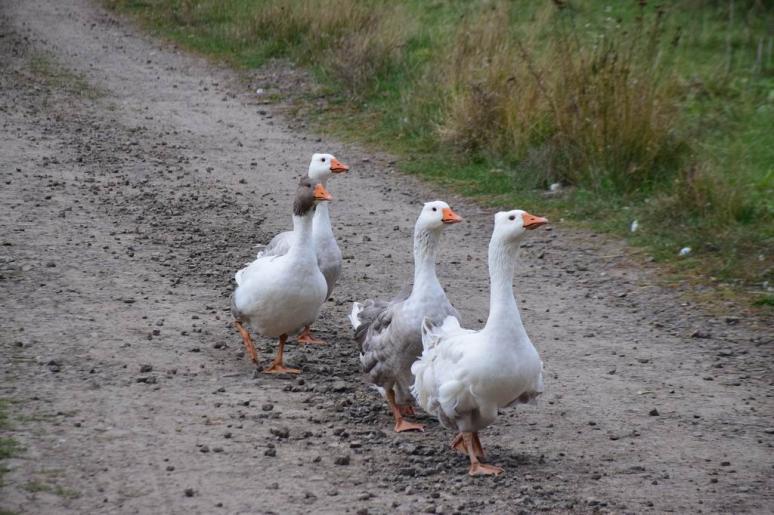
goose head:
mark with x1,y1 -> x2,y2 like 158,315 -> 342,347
308,153 -> 349,183
294,177 -> 333,217
416,200 -> 463,232
493,210 -> 548,244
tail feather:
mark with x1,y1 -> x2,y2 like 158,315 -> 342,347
348,302 -> 363,330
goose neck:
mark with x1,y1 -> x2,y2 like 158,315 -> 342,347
412,226 -> 443,297
289,211 -> 317,259
313,201 -> 333,238
484,237 -> 524,333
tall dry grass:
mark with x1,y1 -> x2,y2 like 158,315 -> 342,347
434,3 -> 683,192
245,0 -> 412,96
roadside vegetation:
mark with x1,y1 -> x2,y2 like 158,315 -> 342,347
0,399 -> 20,489
106,0 -> 772,307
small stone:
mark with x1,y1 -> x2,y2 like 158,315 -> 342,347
691,330 -> 711,339
649,408 -> 660,416
717,349 -> 734,357
264,448 -> 276,457
199,445 -> 210,453
331,381 -> 348,393
184,488 -> 195,497
140,364 -> 153,373
270,427 -> 289,439
262,403 -> 274,412
166,465 -> 175,471
334,455 -> 350,466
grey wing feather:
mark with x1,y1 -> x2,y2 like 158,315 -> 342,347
353,299 -> 392,352
352,283 -> 412,348
257,230 -> 292,258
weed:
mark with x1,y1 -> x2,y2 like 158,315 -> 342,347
23,480 -> 81,499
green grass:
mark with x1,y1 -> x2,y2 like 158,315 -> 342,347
106,0 -> 772,307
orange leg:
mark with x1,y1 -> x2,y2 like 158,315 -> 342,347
387,390 -> 424,433
235,321 -> 259,365
264,334 -> 300,374
297,325 -> 326,345
463,432 -> 502,476
398,404 -> 416,417
451,433 -> 467,455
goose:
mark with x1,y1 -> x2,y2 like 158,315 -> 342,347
231,177 -> 333,374
257,153 -> 349,344
411,209 -> 548,476
349,201 -> 463,432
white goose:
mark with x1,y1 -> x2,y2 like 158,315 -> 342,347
349,201 -> 463,432
232,177 -> 333,374
411,209 -> 548,475
257,153 -> 349,344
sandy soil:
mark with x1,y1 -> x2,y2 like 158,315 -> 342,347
1,1 -> 772,514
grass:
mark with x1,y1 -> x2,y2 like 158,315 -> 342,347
28,55 -> 104,100
0,399 -> 20,490
106,0 -> 772,307
22,480 -> 81,500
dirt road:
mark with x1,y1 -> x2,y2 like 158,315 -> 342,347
1,1 -> 772,513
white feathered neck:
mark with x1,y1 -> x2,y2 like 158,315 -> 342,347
410,224 -> 444,300
483,236 -> 529,342
288,209 -> 317,262
312,177 -> 333,241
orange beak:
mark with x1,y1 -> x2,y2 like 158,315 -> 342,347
313,183 -> 333,201
522,212 -> 548,230
330,158 -> 349,173
441,207 -> 463,224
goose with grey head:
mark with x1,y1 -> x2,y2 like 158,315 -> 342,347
232,177 -> 333,374
349,201 -> 463,432
256,153 -> 349,344
411,209 -> 548,475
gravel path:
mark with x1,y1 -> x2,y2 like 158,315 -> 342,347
1,1 -> 772,514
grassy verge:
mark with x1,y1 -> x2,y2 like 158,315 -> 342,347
106,0 -> 772,308
0,399 -> 20,488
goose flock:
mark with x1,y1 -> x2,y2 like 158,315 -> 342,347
231,153 -> 548,476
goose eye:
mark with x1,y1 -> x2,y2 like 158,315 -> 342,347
321,157 -> 326,162
509,215 -> 516,221
432,207 -> 437,212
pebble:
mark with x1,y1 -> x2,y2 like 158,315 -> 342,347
649,408 -> 660,416
334,455 -> 350,466
184,488 -> 195,497
270,427 -> 289,439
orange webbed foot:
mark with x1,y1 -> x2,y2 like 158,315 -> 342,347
264,364 -> 301,374
394,419 -> 425,433
297,326 -> 326,345
468,463 -> 503,476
